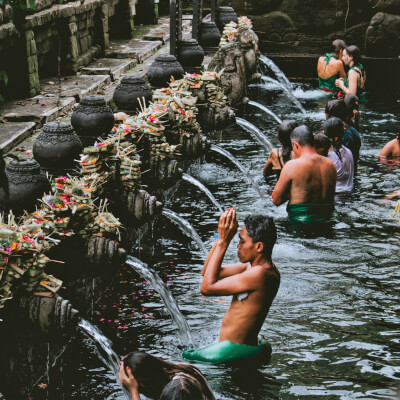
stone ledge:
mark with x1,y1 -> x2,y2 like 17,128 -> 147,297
1,96 -> 76,124
105,39 -> 163,63
0,122 -> 37,153
39,74 -> 111,101
80,58 -> 137,81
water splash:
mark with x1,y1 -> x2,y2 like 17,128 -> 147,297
236,117 -> 273,152
261,76 -> 306,114
126,256 -> 194,348
182,173 -> 223,212
78,318 -> 129,398
210,144 -> 266,201
259,54 -> 292,91
248,100 -> 282,124
162,209 -> 208,256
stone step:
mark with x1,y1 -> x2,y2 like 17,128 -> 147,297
1,96 -> 76,124
105,39 -> 163,63
79,58 -> 137,81
39,74 -> 112,101
0,121 -> 37,153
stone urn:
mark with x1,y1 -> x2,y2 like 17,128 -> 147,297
177,39 -> 205,69
71,96 -> 114,147
113,75 -> 152,114
217,6 -> 238,32
198,21 -> 222,48
0,158 -> 51,214
33,122 -> 83,174
147,55 -> 184,88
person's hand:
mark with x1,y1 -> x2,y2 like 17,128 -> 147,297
335,78 -> 344,89
218,208 -> 238,244
119,360 -> 139,398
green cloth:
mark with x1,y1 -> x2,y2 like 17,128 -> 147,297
343,64 -> 367,101
318,53 -> 340,92
287,202 -> 334,225
182,339 -> 271,365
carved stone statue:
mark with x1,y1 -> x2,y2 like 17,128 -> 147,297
208,25 -> 260,110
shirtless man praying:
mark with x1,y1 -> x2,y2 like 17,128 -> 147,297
183,209 -> 280,364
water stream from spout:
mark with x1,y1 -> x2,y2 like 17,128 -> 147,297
261,76 -> 306,114
126,256 -> 194,349
162,209 -> 208,256
78,318 -> 129,398
259,54 -> 292,91
182,173 -> 223,212
248,100 -> 282,124
210,144 -> 266,201
236,117 -> 274,152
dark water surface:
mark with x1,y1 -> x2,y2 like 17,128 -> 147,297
32,84 -> 400,400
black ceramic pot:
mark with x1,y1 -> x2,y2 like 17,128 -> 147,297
0,158 -> 51,214
71,96 -> 114,147
217,6 -> 238,32
147,55 -> 184,88
33,122 -> 82,173
177,39 -> 205,69
198,21 -> 221,48
113,75 -> 152,114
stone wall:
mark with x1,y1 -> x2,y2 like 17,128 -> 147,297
221,0 -> 400,58
0,0 -> 142,101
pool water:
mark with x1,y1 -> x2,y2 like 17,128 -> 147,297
32,83 -> 400,400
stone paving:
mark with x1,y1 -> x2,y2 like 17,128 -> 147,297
0,16 -> 192,157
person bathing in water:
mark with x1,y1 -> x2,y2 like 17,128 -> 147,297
263,120 -> 298,179
335,45 -> 366,98
378,135 -> 400,159
317,39 -> 346,93
272,125 -> 337,225
119,351 -> 215,400
183,210 -> 280,364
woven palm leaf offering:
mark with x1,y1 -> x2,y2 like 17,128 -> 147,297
94,199 -> 121,239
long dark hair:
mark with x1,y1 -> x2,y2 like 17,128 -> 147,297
124,351 -> 215,400
345,45 -> 365,77
323,117 -> 344,161
278,120 -> 298,163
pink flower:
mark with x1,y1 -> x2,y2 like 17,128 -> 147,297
26,150 -> 32,154
40,103 -> 46,106
99,318 -> 105,321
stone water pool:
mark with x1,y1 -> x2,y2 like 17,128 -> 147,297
32,83 -> 400,400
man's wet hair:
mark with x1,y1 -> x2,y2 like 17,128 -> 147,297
278,120 -> 298,163
314,132 -> 331,152
244,215 -> 277,259
325,99 -> 347,120
331,39 -> 346,54
290,125 -> 314,147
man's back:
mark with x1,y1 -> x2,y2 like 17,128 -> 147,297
284,154 -> 337,204
317,56 -> 344,79
219,263 -> 280,345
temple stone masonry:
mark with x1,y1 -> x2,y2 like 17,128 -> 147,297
0,0 -> 145,100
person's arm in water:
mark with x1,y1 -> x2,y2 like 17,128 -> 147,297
263,149 -> 276,177
378,138 -> 397,158
201,209 -> 263,296
271,163 -> 292,206
119,361 -> 141,400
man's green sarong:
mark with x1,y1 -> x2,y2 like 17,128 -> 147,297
182,339 -> 271,365
287,202 -> 334,225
